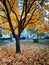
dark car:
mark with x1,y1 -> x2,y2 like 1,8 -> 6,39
44,36 -> 49,39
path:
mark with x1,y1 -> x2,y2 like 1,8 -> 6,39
0,40 -> 49,48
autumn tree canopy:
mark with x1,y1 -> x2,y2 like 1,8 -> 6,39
0,0 -> 45,53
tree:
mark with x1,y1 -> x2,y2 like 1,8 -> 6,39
39,0 -> 49,32
0,0 -> 45,53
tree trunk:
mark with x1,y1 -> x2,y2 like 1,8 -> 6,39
3,1 -> 21,53
15,36 -> 20,53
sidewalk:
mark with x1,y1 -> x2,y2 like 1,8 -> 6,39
0,40 -> 49,48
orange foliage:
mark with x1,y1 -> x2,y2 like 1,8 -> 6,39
0,0 -> 49,34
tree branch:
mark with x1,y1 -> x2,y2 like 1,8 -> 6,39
0,1 -> 7,15
7,0 -> 19,23
0,15 -> 8,19
12,10 -> 19,23
23,8 -> 36,29
7,0 -> 15,12
21,0 -> 35,29
22,0 -> 45,31
0,21 -> 8,25
21,0 -> 35,21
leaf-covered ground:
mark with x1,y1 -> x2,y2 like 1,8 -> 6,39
0,43 -> 49,65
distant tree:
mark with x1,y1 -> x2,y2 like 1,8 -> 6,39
27,27 -> 38,35
0,0 -> 45,53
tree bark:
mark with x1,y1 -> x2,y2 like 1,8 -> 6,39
15,36 -> 20,53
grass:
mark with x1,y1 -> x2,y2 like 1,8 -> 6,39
39,39 -> 49,45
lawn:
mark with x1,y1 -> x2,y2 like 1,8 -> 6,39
39,39 -> 49,45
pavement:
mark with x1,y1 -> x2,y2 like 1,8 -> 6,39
0,40 -> 33,47
0,39 -> 49,48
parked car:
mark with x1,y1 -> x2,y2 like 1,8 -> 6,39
0,34 -> 12,41
44,36 -> 49,39
37,35 -> 46,39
